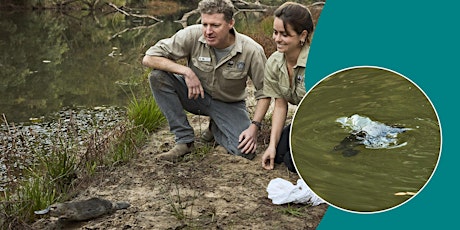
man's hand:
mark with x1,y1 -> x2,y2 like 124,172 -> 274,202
142,56 -> 204,100
183,68 -> 204,99
238,125 -> 258,154
261,146 -> 276,170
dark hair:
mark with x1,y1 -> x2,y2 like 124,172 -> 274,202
198,0 -> 235,22
274,2 -> 314,44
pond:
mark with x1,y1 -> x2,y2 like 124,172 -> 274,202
0,8 -> 188,123
0,5 -> 276,124
291,66 -> 441,213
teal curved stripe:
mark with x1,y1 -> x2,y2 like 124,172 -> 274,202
305,0 -> 460,229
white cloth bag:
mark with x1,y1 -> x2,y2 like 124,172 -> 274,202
267,178 -> 325,206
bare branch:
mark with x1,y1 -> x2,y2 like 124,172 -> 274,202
110,23 -> 162,40
174,9 -> 199,28
107,2 -> 163,22
174,0 -> 271,28
232,0 -> 270,10
234,8 -> 267,17
171,1 -> 323,28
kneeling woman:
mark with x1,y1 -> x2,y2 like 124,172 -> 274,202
261,2 -> 316,172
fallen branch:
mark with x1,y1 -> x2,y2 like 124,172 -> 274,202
232,0 -> 271,10
234,8 -> 267,17
107,2 -> 162,22
174,0 -> 270,28
174,9 -> 199,28
110,23 -> 162,40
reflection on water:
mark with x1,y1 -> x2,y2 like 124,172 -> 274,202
0,7 -> 272,123
291,67 -> 441,212
0,10 -> 184,123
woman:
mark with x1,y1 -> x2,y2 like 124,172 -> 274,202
261,2 -> 315,172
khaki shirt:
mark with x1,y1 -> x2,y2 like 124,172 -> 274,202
263,46 -> 309,105
145,24 -> 267,102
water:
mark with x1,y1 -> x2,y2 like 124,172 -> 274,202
291,67 -> 441,212
0,106 -> 125,191
0,7 -> 274,124
0,8 -> 187,190
0,9 -> 184,123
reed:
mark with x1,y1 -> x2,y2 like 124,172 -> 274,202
109,124 -> 148,164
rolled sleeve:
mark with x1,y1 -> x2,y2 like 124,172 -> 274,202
145,25 -> 202,60
263,65 -> 284,98
263,52 -> 286,99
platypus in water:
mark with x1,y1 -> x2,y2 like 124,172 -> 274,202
333,131 -> 366,157
333,114 -> 411,157
34,197 -> 130,222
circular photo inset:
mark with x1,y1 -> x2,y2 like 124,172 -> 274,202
291,66 -> 441,213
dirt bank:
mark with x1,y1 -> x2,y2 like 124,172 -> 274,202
32,112 -> 327,229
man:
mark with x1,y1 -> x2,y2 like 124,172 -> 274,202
142,0 -> 270,162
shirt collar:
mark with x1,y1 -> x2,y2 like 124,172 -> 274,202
296,45 -> 310,68
199,28 -> 242,53
277,45 -> 310,73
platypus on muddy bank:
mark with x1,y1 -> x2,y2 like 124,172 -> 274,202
35,197 -> 130,222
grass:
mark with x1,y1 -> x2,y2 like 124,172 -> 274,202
163,181 -> 200,228
183,142 -> 214,162
166,183 -> 187,221
109,125 -> 147,164
36,139 -> 78,194
278,203 -> 308,217
126,92 -> 166,134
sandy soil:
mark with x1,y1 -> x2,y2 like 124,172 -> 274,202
32,110 -> 328,230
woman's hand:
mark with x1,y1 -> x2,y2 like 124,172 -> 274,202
262,146 -> 276,170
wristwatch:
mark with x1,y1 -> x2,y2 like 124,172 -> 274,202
251,120 -> 262,130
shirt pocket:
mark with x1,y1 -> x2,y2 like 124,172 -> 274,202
222,66 -> 246,79
191,57 -> 214,73
221,68 -> 247,93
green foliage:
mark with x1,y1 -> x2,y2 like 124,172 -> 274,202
31,135 -> 77,194
0,0 -> 307,227
0,171 -> 58,226
1,0 -> 127,9
0,135 -> 77,226
85,160 -> 98,176
18,177 -> 57,221
278,204 -> 307,217
164,183 -> 198,222
167,184 -> 187,221
183,143 -> 213,162
37,143 -> 77,193
126,92 -> 166,134
110,124 -> 148,164
0,115 -> 153,228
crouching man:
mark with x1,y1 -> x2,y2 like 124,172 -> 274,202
142,0 -> 270,162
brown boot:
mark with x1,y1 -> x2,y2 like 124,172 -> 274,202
201,129 -> 214,142
201,121 -> 214,142
155,143 -> 194,162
